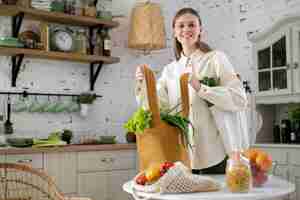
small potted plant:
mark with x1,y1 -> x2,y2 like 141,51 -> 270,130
61,129 -> 73,144
126,132 -> 136,143
78,92 -> 97,116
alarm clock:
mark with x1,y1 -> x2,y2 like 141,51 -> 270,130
50,27 -> 75,52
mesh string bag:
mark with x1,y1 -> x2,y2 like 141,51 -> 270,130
158,162 -> 220,193
132,162 -> 220,200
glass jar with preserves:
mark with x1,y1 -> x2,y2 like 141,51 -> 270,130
76,29 -> 87,54
226,152 -> 252,193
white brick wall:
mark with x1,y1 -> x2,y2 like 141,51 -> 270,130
0,0 -> 299,143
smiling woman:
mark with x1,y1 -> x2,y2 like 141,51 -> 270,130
172,8 -> 212,61
135,7 -> 248,175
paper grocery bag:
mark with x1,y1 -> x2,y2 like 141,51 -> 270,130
128,2 -> 166,50
136,65 -> 190,171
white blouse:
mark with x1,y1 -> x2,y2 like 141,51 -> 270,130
135,50 -> 248,169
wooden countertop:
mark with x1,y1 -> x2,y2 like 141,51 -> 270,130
0,143 -> 136,155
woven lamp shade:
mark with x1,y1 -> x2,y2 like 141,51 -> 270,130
128,2 -> 166,51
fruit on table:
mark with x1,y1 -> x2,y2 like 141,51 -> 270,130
135,162 -> 175,185
243,148 -> 272,187
145,164 -> 161,182
136,173 -> 148,185
253,169 -> 268,186
244,148 -> 260,163
244,149 -> 272,172
255,152 -> 272,172
160,162 -> 175,176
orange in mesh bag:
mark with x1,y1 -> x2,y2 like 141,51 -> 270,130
132,162 -> 220,199
136,65 -> 190,171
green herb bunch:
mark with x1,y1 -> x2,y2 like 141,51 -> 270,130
160,111 -> 193,148
200,76 -> 220,107
123,108 -> 152,133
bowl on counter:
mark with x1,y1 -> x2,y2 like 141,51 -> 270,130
99,136 -> 116,144
6,137 -> 34,148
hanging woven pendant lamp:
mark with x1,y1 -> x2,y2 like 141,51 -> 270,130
128,1 -> 166,52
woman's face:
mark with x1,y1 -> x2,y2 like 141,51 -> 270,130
173,13 -> 201,48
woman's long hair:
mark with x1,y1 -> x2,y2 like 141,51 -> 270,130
172,8 -> 212,60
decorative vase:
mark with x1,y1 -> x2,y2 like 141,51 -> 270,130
80,104 -> 89,117
126,132 -> 136,143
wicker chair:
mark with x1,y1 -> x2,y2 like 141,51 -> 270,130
0,163 -> 91,200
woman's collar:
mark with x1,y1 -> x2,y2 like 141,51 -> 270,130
181,49 -> 203,59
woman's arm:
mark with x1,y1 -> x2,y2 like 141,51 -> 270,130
190,51 -> 247,111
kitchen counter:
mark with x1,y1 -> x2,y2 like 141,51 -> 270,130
0,143 -> 136,155
253,143 -> 300,148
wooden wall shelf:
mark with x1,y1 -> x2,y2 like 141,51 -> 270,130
0,47 -> 120,64
0,4 -> 120,90
0,5 -> 119,28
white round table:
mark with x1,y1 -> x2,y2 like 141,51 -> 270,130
123,175 -> 295,200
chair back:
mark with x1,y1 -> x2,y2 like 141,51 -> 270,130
0,163 -> 64,200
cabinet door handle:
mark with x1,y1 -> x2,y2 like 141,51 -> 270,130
109,158 -> 115,163
272,160 -> 278,175
294,62 -> 299,69
17,159 -> 32,163
101,158 -> 107,162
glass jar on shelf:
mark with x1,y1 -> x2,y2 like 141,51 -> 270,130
94,29 -> 103,56
75,0 -> 84,16
83,0 -> 97,17
100,28 -> 111,57
226,151 -> 252,193
75,29 -> 87,54
50,0 -> 65,13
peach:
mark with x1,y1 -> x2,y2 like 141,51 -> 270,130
256,153 -> 272,172
244,148 -> 262,163
145,164 -> 161,182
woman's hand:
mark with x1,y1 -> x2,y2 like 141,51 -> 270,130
189,74 -> 201,92
135,66 -> 145,82
182,65 -> 201,92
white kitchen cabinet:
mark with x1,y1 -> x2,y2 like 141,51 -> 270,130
0,146 -> 137,199
44,152 -> 77,194
290,166 -> 300,200
5,153 -> 43,169
77,150 -> 137,200
292,26 -> 300,94
78,171 -> 108,200
78,169 -> 135,200
249,16 -> 300,104
77,151 -> 136,172
273,164 -> 290,180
